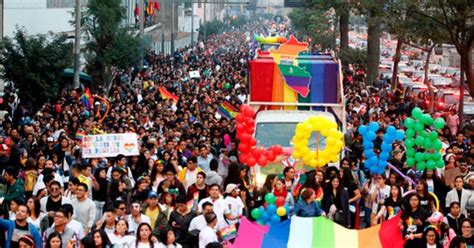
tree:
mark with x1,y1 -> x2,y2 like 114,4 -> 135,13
288,8 -> 334,50
0,28 -> 73,105
82,0 -> 142,89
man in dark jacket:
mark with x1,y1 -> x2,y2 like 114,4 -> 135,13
0,166 -> 24,207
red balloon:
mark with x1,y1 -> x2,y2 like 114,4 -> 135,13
272,145 -> 283,155
235,114 -> 245,123
247,156 -> 257,167
244,106 -> 255,118
247,127 -> 255,134
249,138 -> 257,146
246,119 -> 255,128
265,150 -> 276,161
236,123 -> 246,132
275,196 -> 286,207
252,148 -> 263,159
240,104 -> 250,113
239,153 -> 249,164
258,155 -> 268,167
240,133 -> 251,143
238,143 -> 251,153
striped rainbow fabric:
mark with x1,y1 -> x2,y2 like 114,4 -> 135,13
229,214 -> 404,248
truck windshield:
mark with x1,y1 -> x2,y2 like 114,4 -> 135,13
255,122 -> 327,149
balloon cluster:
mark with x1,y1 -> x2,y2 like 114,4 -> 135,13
251,193 -> 290,225
292,116 -> 344,167
358,122 -> 405,174
404,107 -> 445,170
236,105 -> 284,167
255,35 -> 287,44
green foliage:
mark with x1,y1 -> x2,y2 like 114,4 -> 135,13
0,29 -> 73,104
288,8 -> 333,50
227,15 -> 249,28
338,48 -> 367,68
82,0 -> 142,86
200,20 -> 225,38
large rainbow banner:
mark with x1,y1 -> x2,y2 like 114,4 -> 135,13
229,214 -> 405,248
249,36 -> 339,107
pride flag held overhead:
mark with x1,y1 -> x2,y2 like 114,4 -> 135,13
81,87 -> 94,110
158,87 -> 179,104
229,214 -> 405,248
217,101 -> 239,119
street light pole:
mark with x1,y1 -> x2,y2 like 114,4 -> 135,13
191,1 -> 194,45
73,0 -> 81,89
171,0 -> 175,53
139,0 -> 145,67
203,3 -> 206,41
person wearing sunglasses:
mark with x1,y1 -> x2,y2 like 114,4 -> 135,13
40,180 -> 72,225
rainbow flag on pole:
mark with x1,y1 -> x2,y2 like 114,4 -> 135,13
159,87 -> 179,104
81,87 -> 94,110
230,214 -> 405,248
217,101 -> 239,119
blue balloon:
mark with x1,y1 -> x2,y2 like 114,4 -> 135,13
383,134 -> 394,143
379,152 -> 390,161
395,130 -> 405,141
270,214 -> 281,224
365,150 -> 376,159
266,204 -> 277,214
369,122 -> 380,132
386,126 -> 396,135
376,166 -> 385,175
378,160 -> 387,168
265,221 -> 271,225
368,156 -> 378,166
366,131 -> 376,141
381,142 -> 392,152
260,211 -> 270,222
358,125 -> 368,135
284,205 -> 290,215
363,140 -> 374,149
369,165 -> 377,173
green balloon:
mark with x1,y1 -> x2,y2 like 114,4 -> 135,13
433,140 -> 443,150
251,208 -> 262,219
412,107 -> 423,119
406,157 -> 416,167
433,152 -> 442,161
435,159 -> 445,168
224,82 -> 231,89
405,138 -> 415,148
426,159 -> 436,170
424,139 -> 433,149
416,161 -> 426,171
425,115 -> 434,125
420,131 -> 429,138
433,118 -> 446,130
406,129 -> 416,138
415,152 -> 424,162
415,136 -> 425,146
264,193 -> 276,204
404,118 -> 415,129
415,122 -> 424,132
424,153 -> 432,161
406,148 -> 415,157
429,131 -> 439,140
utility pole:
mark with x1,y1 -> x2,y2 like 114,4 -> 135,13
139,0 -> 145,67
203,3 -> 206,41
191,2 -> 194,45
161,4 -> 165,53
171,0 -> 175,53
73,0 -> 81,89
0,0 -> 3,45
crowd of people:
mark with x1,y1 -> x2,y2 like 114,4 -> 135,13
0,19 -> 472,248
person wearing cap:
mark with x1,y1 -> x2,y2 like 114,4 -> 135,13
178,156 -> 203,191
144,191 -> 167,231
427,212 -> 456,248
224,183 -> 244,226
127,201 -> 151,235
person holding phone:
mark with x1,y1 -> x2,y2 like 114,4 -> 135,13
403,194 -> 430,248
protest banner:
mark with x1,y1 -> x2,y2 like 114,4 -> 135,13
82,133 -> 140,158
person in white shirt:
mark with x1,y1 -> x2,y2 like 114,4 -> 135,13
108,218 -> 136,247
157,229 -> 182,248
199,212 -> 219,248
132,222 -> 159,248
33,161 -> 64,197
189,202 -> 214,232
198,184 -> 229,229
127,201 -> 151,235
71,183 -> 96,234
54,203 -> 86,240
197,146 -> 214,172
224,184 -> 244,225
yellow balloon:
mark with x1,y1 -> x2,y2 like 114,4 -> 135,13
309,159 -> 317,167
276,206 -> 287,216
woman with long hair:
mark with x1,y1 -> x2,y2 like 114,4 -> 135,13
133,223 -> 158,247
322,175 -> 350,227
273,178 -> 295,211
459,219 -> 474,246
107,218 -> 136,247
19,235 -> 37,248
92,229 -> 112,248
150,160 -> 165,192
416,179 -> 436,214
92,167 -> 109,222
26,196 -> 46,230
373,183 -> 405,225
159,192 -> 176,220
45,232 -> 62,248
422,227 -> 442,248
157,228 -> 182,248
421,169 -> 447,210
402,194 -> 430,248
340,167 -> 361,228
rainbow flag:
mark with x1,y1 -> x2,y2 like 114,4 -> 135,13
81,87 -> 94,110
159,87 -> 179,104
220,224 -> 237,240
75,131 -> 86,143
217,101 -> 239,119
230,214 -> 405,248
